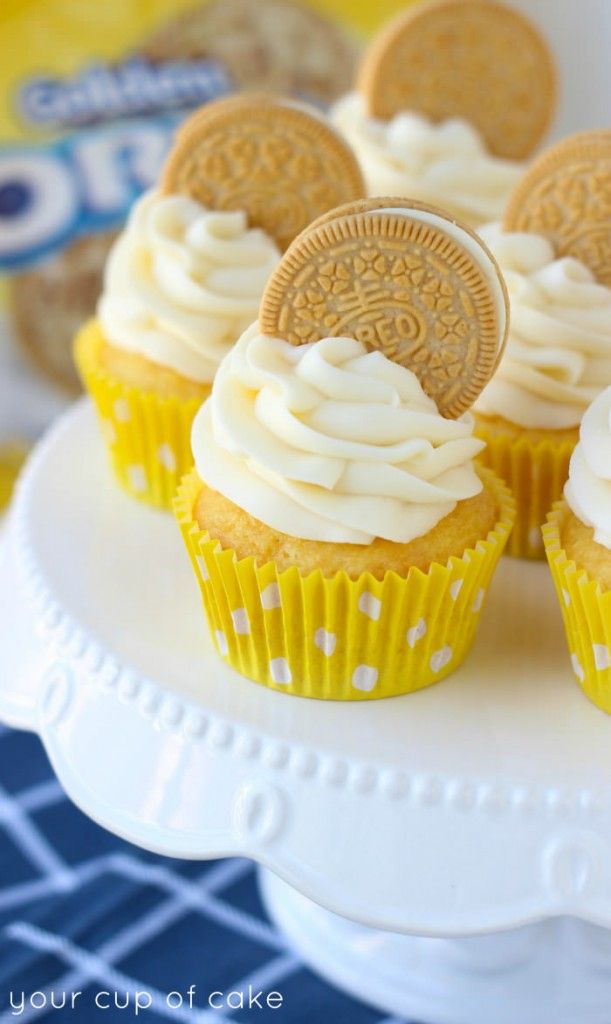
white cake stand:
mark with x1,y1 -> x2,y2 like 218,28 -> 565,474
3,400 -> 611,1024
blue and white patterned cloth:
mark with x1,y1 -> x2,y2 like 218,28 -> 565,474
0,724 -> 419,1023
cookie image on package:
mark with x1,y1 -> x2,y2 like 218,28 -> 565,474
160,93 -> 365,251
260,198 -> 509,419
143,0 -> 359,106
504,130 -> 611,287
11,229 -> 119,394
358,0 -> 556,160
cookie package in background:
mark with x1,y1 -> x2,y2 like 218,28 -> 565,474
0,0 -> 415,506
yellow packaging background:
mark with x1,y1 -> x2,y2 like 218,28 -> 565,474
1,0 -> 417,141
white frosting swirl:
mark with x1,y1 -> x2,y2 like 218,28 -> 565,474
475,224 -> 611,430
565,386 -> 611,550
330,93 -> 523,229
192,324 -> 485,545
98,190 -> 280,383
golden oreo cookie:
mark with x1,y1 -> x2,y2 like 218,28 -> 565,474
260,201 -> 508,418
504,131 -> 611,286
358,0 -> 556,160
160,93 -> 365,251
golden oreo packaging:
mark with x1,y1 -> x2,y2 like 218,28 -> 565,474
0,0 -> 416,509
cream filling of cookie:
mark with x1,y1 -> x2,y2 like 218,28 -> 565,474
373,206 -> 508,361
565,386 -> 611,549
475,224 -> 611,430
331,93 -> 523,229
192,323 -> 485,545
98,190 -> 280,383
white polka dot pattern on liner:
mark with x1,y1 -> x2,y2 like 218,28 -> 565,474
430,646 -> 452,674
450,579 -> 464,601
357,591 -> 381,621
157,443 -> 176,472
195,555 -> 209,580
231,608 -> 250,635
593,645 -> 611,671
406,618 -> 427,648
261,583 -> 281,610
127,465 -> 146,493
215,630 -> 228,656
528,527 -> 543,553
113,398 -> 130,422
314,628 -> 336,656
571,653 -> 585,682
352,665 -> 378,692
472,588 -> 485,613
269,658 -> 292,685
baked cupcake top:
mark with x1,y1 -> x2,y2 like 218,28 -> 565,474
565,386 -> 611,549
191,323 -> 486,544
97,192 -> 280,383
191,198 -> 508,546
331,93 -> 523,229
98,93 -> 364,384
474,223 -> 611,430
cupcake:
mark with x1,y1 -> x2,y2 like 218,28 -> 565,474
75,93 -> 364,509
331,0 -> 556,230
175,200 -> 515,700
474,131 -> 611,559
543,385 -> 611,713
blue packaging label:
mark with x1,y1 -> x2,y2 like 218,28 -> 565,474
0,57 -> 233,272
0,115 -> 177,270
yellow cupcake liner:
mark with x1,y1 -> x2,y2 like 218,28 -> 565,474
543,501 -> 611,714
174,468 -> 515,701
74,320 -> 205,510
475,418 -> 576,561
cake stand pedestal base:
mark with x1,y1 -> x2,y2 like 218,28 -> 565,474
260,868 -> 611,1024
